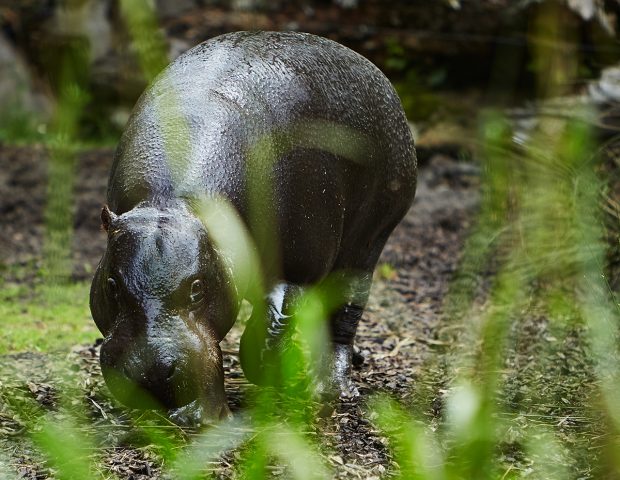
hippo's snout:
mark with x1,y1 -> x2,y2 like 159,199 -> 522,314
99,324 -> 228,423
100,346 -> 183,409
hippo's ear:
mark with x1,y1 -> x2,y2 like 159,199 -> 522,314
101,205 -> 118,232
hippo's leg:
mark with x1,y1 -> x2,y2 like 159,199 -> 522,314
317,273 -> 372,400
239,282 -> 303,385
321,221 -> 400,400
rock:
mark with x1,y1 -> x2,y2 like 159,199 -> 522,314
588,64 -> 620,104
0,33 -> 51,129
588,64 -> 620,137
45,0 -> 114,63
567,0 -> 597,20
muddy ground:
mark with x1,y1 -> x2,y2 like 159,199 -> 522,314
0,144 -> 603,479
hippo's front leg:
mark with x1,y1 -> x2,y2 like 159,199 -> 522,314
239,283 -> 303,385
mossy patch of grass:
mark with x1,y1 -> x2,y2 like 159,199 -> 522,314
0,281 -> 99,355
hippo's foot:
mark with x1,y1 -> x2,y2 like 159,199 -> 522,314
169,400 -> 232,427
315,343 -> 360,402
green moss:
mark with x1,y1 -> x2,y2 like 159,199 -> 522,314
0,281 -> 99,355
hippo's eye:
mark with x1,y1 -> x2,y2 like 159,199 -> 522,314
190,279 -> 205,304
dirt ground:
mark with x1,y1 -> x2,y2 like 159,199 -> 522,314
0,144 -> 479,478
0,146 -> 112,282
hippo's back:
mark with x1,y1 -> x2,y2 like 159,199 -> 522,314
108,32 -> 415,210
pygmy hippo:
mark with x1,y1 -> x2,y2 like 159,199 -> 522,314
90,31 -> 416,425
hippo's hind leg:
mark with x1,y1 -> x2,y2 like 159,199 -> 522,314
317,272 -> 372,399
239,283 -> 303,385
321,220 -> 402,400
239,276 -> 369,396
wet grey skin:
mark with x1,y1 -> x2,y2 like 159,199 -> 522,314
90,31 -> 417,426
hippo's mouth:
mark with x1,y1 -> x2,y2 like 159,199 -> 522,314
168,399 -> 233,427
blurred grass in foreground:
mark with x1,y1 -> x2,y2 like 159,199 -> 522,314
368,4 -> 619,478
370,109 -> 615,478
1,1 -> 619,479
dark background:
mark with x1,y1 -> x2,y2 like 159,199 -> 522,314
1,0 -> 619,143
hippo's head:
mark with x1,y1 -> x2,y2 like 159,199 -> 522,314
90,204 -> 238,425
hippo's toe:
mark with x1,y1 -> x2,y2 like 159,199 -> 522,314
169,400 -> 233,427
315,343 -> 360,402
